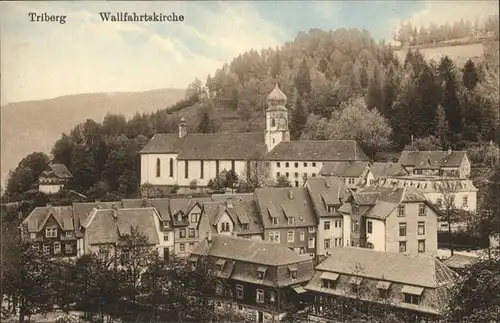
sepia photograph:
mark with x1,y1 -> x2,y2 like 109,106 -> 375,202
1,1 -> 499,322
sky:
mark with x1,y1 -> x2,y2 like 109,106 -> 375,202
1,0 -> 498,105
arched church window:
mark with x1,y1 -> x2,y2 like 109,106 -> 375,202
169,158 -> 174,177
156,158 -> 161,177
271,118 -> 276,127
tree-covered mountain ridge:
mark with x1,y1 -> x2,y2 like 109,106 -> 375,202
3,22 -> 499,202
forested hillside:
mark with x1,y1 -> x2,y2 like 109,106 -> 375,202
2,19 -> 499,204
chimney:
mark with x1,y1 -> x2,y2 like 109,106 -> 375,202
206,230 -> 213,242
288,189 -> 294,200
179,117 -> 187,139
226,198 -> 233,209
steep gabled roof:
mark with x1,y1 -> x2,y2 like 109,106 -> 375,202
305,177 -> 352,218
319,161 -> 370,177
203,200 -> 263,235
23,206 -> 74,232
265,140 -> 371,161
139,134 -> 184,154
255,187 -> 316,228
398,151 -> 467,168
191,235 -> 306,266
315,247 -> 457,288
370,162 -> 409,179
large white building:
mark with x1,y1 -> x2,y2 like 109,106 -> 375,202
139,84 -> 370,189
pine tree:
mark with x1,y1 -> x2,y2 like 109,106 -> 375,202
366,63 -> 385,111
439,56 -> 463,135
196,111 -> 214,133
463,59 -> 480,90
295,58 -> 312,98
289,97 -> 308,140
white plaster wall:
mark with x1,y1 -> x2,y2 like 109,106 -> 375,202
175,160 -> 247,187
425,191 -> 477,211
342,214 -> 351,247
365,219 -> 386,251
317,217 -> 343,256
140,153 -> 178,185
270,161 -> 322,185
39,184 -> 63,194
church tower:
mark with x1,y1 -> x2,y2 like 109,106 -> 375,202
265,83 -> 290,151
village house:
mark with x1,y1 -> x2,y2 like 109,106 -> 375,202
368,162 -> 409,183
304,177 -> 352,260
79,205 -> 170,260
190,234 -> 315,323
318,161 -> 373,191
398,150 -> 471,178
338,186 -> 440,256
255,187 -> 317,257
20,205 -> 78,258
38,163 -> 73,194
139,84 -> 371,191
305,247 -> 457,322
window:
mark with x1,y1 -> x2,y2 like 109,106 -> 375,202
221,222 -> 230,232
352,205 -> 359,214
398,205 -> 406,217
269,232 -> 280,242
328,205 -> 336,213
65,231 -> 72,237
399,223 -> 407,236
312,162 -> 316,167
54,242 -> 61,254
324,221 -> 331,230
188,228 -> 195,238
334,238 -> 343,247
462,196 -> 468,207
308,226 -> 316,233
43,244 -> 50,254
304,162 -> 308,167
179,243 -> 185,252
163,234 -> 169,242
200,160 -> 204,179
45,228 -> 57,238
418,203 -> 426,216
30,233 -> 37,239
256,289 -> 264,303
351,221 -> 360,233
294,162 -> 298,168
285,162 -> 289,168
285,172 -> 290,178
379,288 -> 388,299
184,161 -> 189,179
236,284 -> 244,299
404,293 -> 421,305
272,218 -> 279,225
257,267 -> 267,280
156,158 -> 161,177
277,172 -> 281,177
179,229 -> 186,238
367,221 -> 373,234
288,217 -> 295,225
335,219 -> 342,228
190,213 -> 198,223
300,232 -> 305,241
277,162 -> 281,168
418,222 -> 425,235
169,158 -> 173,177
188,243 -> 194,250
231,160 -> 235,172
399,241 -> 407,252
290,269 -> 298,279
418,240 -> 426,253
322,279 -> 337,289
348,178 -> 355,184
295,181 -> 299,187
324,239 -> 330,249
287,231 -> 294,242
32,243 -> 39,250
308,237 -> 315,249
216,160 -> 220,175
312,173 -> 316,177
177,213 -> 182,222
271,118 -> 276,127
242,223 -> 249,231
215,281 -> 223,295
294,172 -> 299,178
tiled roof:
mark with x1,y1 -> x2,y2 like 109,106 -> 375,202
203,200 -> 264,235
84,208 -> 160,245
315,247 -> 457,288
139,134 -> 184,154
370,162 -> 409,179
72,201 -> 123,229
319,162 -> 369,177
23,206 -> 74,232
305,177 -> 352,218
265,140 -> 371,161
255,187 -> 316,228
443,254 -> 479,269
398,151 -> 466,168
211,193 -> 255,202
176,133 -> 266,160
49,164 -> 73,178
191,235 -> 307,267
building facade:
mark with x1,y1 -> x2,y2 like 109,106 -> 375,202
398,150 -> 471,178
38,164 -> 73,194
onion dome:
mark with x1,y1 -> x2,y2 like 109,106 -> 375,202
266,84 -> 288,111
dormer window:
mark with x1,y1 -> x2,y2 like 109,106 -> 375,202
257,266 -> 267,280
177,214 -> 182,222
272,218 -> 279,225
352,204 -> 359,214
287,217 -> 295,225
402,285 -> 424,305
216,259 -> 226,272
162,221 -> 170,229
320,272 -> 339,289
242,223 -> 249,231
288,265 -> 298,279
328,205 -> 336,213
65,231 -> 72,237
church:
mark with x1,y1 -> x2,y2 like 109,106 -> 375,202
139,84 -> 371,189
